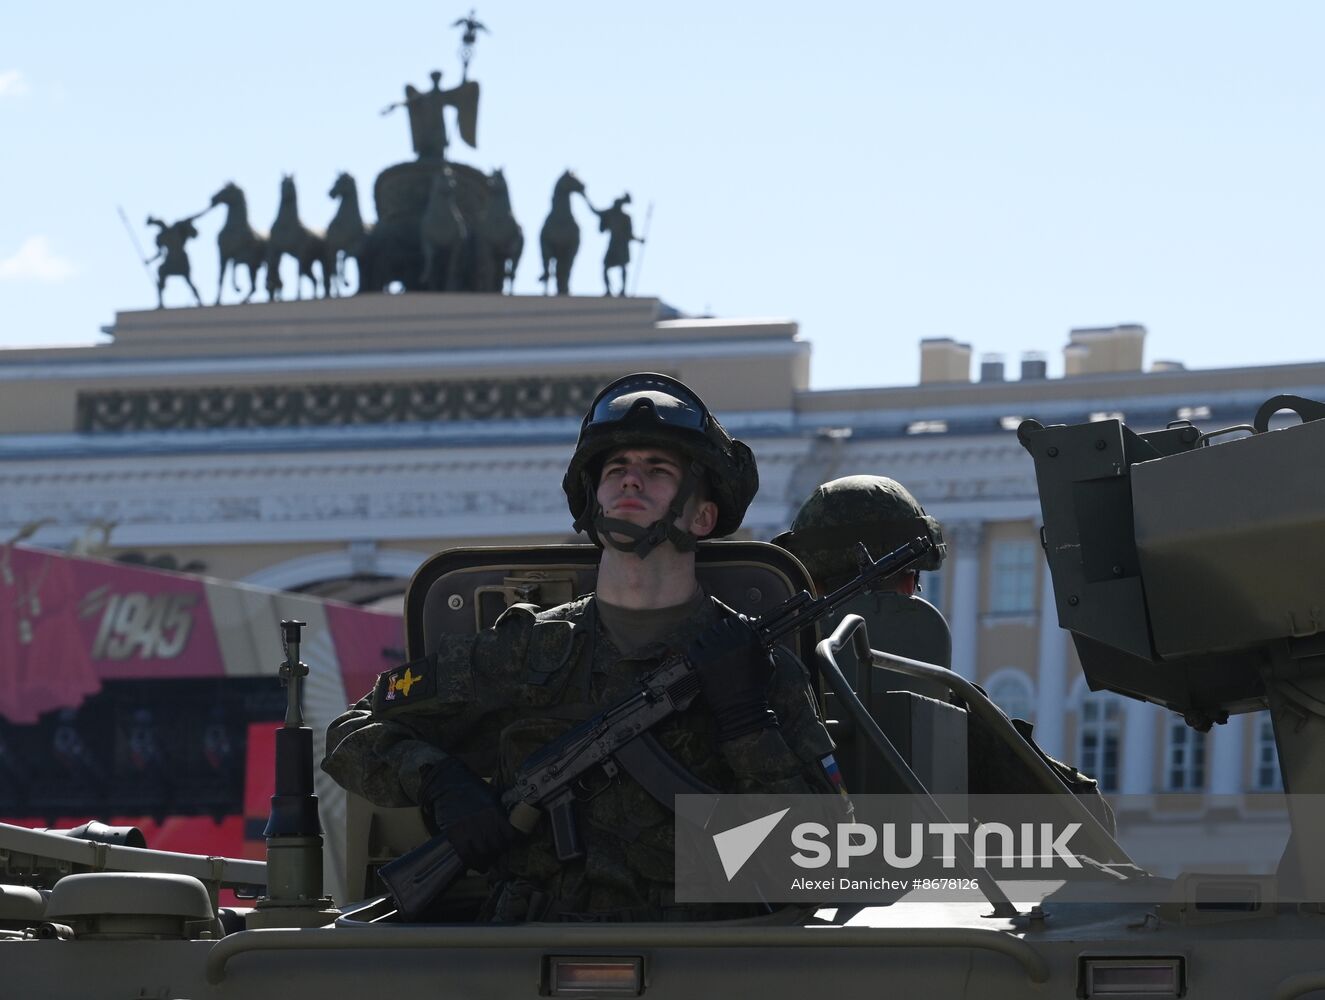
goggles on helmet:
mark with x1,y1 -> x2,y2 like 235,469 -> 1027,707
584,373 -> 710,435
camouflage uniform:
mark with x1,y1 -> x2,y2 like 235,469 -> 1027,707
323,592 -> 838,919
326,372 -> 842,919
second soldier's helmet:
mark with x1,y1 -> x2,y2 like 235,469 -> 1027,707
774,475 -> 946,582
563,373 -> 759,557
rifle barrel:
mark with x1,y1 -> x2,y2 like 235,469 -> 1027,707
758,536 -> 933,646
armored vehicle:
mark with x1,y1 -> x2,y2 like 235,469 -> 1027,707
2,395 -> 1324,998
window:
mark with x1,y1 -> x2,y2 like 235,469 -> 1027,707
1255,715 -> 1282,791
907,419 -> 948,435
1078,695 -> 1121,793
1165,718 -> 1207,791
989,540 -> 1037,614
986,671 -> 1034,722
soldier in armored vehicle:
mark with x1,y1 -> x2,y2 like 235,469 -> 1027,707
777,474 -> 1112,827
775,475 -> 949,684
775,475 -> 947,600
322,372 -> 842,921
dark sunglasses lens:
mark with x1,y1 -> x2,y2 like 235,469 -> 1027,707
590,378 -> 706,430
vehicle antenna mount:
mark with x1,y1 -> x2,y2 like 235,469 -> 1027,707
248,619 -> 339,928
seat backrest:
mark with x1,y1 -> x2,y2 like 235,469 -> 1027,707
405,540 -> 820,666
819,592 -> 951,692
816,594 -> 961,796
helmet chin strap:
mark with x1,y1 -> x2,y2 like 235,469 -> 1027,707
581,463 -> 704,560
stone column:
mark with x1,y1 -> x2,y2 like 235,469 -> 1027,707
1209,713 -> 1247,795
946,521 -> 983,681
1033,564 -> 1068,759
1121,699 -> 1158,794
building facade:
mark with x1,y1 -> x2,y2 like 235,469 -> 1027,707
4,296 -> 1322,870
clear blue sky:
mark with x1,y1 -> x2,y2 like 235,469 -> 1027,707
2,2 -> 1322,388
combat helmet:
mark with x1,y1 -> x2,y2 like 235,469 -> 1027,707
563,372 -> 759,558
773,475 -> 946,583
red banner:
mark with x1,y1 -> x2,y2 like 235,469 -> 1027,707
0,545 -> 402,721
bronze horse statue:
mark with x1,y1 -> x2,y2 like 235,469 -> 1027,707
267,175 -> 327,300
539,170 -> 586,296
476,168 -> 523,293
325,172 -> 369,297
419,168 -> 468,291
209,182 -> 267,304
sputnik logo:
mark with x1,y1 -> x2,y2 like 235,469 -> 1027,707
712,808 -> 790,881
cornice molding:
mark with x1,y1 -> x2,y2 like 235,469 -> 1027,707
76,375 -> 610,432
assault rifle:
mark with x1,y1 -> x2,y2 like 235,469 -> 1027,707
379,535 -> 934,920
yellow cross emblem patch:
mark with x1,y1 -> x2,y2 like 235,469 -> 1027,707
394,668 -> 420,697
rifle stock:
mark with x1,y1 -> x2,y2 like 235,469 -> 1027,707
377,836 -> 467,921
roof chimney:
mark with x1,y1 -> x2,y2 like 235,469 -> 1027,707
920,338 -> 972,384
1020,351 -> 1047,380
980,353 -> 1005,382
1064,342 -> 1089,378
1064,324 -> 1146,376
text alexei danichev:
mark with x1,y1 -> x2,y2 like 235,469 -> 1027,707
790,877 -> 981,891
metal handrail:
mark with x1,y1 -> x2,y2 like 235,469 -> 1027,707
816,616 -> 1019,918
0,822 -> 265,890
826,616 -> 1132,866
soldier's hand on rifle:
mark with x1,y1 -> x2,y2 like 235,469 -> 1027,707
686,617 -> 777,742
419,757 -> 518,872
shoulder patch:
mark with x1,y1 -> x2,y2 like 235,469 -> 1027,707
372,655 -> 438,712
818,751 -> 850,800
